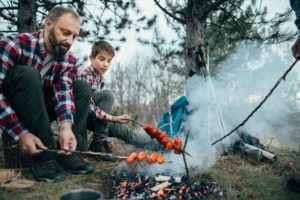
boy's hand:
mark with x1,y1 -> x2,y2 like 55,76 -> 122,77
18,133 -> 47,155
112,115 -> 130,124
58,121 -> 77,155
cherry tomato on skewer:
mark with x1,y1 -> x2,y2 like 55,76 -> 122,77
173,138 -> 183,154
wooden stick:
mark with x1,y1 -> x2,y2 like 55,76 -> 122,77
8,146 -> 127,160
49,148 -> 127,160
111,113 -> 144,127
182,131 -> 191,186
212,59 -> 299,145
127,118 -> 144,127
172,142 -> 192,157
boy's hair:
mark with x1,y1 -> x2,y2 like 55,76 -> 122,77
91,40 -> 115,58
47,6 -> 80,22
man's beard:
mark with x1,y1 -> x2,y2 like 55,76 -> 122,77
48,28 -> 70,56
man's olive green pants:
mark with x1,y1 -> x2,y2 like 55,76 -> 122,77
3,65 -> 91,160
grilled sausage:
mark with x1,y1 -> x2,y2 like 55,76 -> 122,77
127,152 -> 138,165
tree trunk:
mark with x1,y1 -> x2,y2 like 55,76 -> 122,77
185,0 -> 207,77
18,0 -> 37,32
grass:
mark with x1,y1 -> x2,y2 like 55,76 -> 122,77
0,167 -> 116,200
206,151 -> 300,200
0,141 -> 299,200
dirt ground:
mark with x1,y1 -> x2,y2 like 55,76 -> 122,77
0,138 -> 300,200
0,138 -> 137,200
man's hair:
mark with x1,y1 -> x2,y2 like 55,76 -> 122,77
47,6 -> 80,22
91,40 -> 115,58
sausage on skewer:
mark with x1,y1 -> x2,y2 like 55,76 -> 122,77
127,152 -> 138,165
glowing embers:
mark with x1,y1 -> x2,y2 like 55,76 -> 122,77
110,171 -> 223,199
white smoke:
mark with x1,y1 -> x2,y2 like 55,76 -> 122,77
123,42 -> 300,175
183,42 -> 300,172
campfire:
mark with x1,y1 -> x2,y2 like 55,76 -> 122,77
108,124 -> 224,199
110,170 -> 223,199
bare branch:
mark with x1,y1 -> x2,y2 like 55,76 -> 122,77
153,0 -> 185,24
0,6 -> 17,10
0,11 -> 17,24
0,30 -> 17,33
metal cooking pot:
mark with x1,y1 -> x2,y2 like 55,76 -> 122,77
59,188 -> 102,200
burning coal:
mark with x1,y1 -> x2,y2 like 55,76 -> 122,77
110,170 -> 223,199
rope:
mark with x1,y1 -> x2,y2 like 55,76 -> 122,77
204,48 -> 231,147
211,59 -> 299,145
207,75 -> 231,146
207,73 -> 211,144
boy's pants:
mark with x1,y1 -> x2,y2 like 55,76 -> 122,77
87,90 -> 159,150
3,65 -> 91,159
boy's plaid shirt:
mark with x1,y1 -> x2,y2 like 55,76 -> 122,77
0,30 -> 77,141
76,66 -> 109,120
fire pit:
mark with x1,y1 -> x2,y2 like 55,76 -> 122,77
110,170 -> 223,199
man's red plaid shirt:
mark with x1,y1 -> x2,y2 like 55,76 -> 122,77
0,30 -> 77,141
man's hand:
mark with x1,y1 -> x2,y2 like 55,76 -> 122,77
112,115 -> 130,124
291,38 -> 300,59
58,121 -> 77,155
18,133 -> 47,155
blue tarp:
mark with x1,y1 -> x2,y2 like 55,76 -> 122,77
156,96 -> 188,138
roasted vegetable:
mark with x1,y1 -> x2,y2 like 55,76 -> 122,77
159,136 -> 169,145
164,141 -> 173,150
152,129 -> 161,138
143,124 -> 157,138
142,123 -> 187,156
173,138 -> 183,154
157,131 -> 167,141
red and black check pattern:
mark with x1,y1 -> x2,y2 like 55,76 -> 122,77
76,66 -> 108,120
0,30 -> 77,141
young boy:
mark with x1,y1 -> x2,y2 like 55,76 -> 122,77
77,40 -> 159,158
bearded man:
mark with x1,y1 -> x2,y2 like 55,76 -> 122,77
0,6 -> 94,182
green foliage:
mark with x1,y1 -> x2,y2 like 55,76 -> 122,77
205,1 -> 295,74
1,0 -> 293,77
151,0 -> 296,76
0,0 -> 157,49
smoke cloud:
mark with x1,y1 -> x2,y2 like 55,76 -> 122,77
123,42 -> 300,175
184,42 -> 300,172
